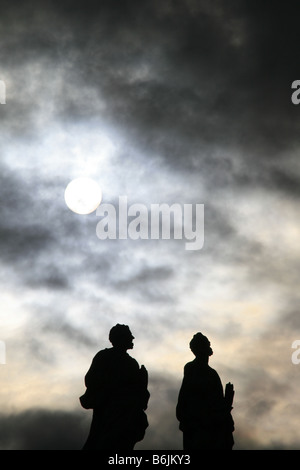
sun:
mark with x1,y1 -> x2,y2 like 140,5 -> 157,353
64,177 -> 102,214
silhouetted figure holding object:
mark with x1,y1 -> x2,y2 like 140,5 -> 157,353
80,324 -> 150,450
176,332 -> 235,450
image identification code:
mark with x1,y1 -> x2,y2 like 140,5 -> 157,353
108,454 -> 191,467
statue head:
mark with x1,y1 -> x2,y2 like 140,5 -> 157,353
109,324 -> 135,350
189,332 -> 213,358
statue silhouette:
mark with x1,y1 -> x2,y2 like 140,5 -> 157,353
176,332 -> 235,450
80,324 -> 150,450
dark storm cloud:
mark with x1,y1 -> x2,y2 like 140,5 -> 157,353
1,0 -> 299,205
72,0 -> 299,162
1,0 -> 299,165
41,317 -> 98,348
278,308 -> 300,332
0,406 -> 279,451
0,224 -> 54,263
0,409 -> 89,450
0,168 -> 55,263
27,264 -> 70,290
265,167 -> 300,199
114,265 -> 175,303
26,338 -> 57,366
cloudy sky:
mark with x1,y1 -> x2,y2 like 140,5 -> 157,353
1,0 -> 300,450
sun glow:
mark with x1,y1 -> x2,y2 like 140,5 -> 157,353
64,177 -> 102,214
